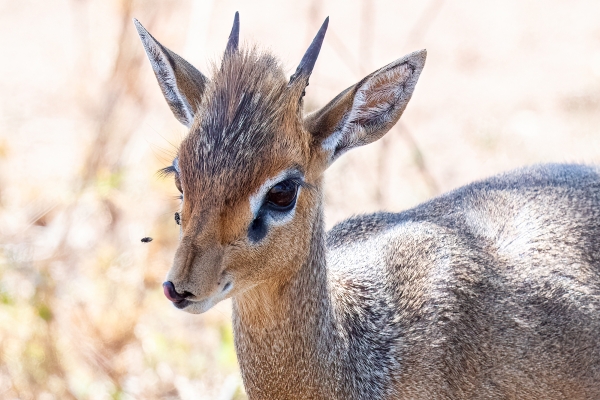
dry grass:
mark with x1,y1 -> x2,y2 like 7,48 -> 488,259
1,0 -> 599,398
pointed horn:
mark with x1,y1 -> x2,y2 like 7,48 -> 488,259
225,11 -> 240,54
289,17 -> 329,89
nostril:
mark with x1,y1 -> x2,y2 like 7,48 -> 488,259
163,281 -> 187,302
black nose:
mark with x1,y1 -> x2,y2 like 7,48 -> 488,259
163,281 -> 192,302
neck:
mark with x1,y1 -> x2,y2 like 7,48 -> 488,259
232,204 -> 342,399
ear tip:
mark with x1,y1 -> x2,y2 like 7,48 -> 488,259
407,49 -> 427,69
133,18 -> 147,35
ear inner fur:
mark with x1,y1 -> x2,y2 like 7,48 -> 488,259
134,19 -> 208,126
136,15 -> 600,400
305,50 -> 426,163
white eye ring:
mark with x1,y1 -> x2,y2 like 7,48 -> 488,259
249,169 -> 303,217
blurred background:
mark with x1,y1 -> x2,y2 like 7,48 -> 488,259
1,0 -> 599,398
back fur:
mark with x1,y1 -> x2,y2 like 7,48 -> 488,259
326,164 -> 600,399
136,16 -> 600,400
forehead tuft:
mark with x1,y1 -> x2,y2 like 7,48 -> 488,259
178,48 -> 305,201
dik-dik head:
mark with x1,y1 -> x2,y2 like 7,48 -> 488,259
135,13 -> 425,313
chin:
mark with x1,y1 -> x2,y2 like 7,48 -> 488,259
177,298 -> 215,314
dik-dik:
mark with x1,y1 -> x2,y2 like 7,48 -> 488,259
135,13 -> 600,399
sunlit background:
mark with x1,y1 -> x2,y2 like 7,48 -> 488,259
1,0 -> 599,398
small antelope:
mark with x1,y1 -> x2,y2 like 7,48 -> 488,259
135,13 -> 600,399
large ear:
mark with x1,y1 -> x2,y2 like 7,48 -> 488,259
134,19 -> 208,127
305,50 -> 426,164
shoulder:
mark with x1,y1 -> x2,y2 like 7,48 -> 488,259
326,214 -> 458,280
326,212 -> 406,250
326,163 -> 600,250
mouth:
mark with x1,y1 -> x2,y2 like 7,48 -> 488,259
162,280 -> 233,313
172,299 -> 191,309
163,281 -> 194,309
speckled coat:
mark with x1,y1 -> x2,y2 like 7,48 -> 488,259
234,164 -> 600,399
135,14 -> 600,400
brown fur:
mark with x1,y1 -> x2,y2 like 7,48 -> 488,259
157,46 -> 321,314
135,16 -> 600,399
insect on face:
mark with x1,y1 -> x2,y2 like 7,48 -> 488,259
136,13 -> 426,313
146,44 -> 317,312
163,102 -> 315,314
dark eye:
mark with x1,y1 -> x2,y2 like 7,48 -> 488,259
175,176 -> 183,193
266,180 -> 298,210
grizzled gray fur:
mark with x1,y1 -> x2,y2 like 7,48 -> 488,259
136,13 -> 600,399
325,163 -> 600,398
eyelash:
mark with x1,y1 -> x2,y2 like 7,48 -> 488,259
280,177 -> 311,192
288,177 -> 305,188
159,165 -> 177,177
